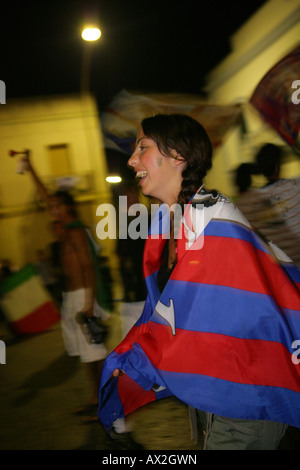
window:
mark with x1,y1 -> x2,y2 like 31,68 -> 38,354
47,144 -> 71,176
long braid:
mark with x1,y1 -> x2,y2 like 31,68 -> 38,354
177,158 -> 212,207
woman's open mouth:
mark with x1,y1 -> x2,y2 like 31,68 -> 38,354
136,170 -> 148,184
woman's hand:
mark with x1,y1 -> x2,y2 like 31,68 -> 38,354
112,369 -> 124,377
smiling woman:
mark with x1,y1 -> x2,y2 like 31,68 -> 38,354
98,113 -> 300,450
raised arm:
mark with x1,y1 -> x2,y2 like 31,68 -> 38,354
22,151 -> 52,206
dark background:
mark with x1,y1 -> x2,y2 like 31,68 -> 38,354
1,0 -> 265,111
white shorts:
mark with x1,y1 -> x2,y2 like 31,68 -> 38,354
61,288 -> 107,363
119,301 -> 145,338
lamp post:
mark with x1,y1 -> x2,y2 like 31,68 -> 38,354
80,25 -> 101,93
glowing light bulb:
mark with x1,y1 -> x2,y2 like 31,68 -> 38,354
81,27 -> 101,41
106,176 -> 122,184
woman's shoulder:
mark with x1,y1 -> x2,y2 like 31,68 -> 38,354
191,188 -> 251,231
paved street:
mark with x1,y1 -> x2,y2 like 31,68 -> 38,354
1,314 -> 299,451
0,315 -> 198,451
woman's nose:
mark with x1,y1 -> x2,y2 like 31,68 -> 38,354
127,152 -> 137,169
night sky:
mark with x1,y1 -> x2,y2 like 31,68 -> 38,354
1,0 -> 266,111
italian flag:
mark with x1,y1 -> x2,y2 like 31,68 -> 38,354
0,264 -> 60,335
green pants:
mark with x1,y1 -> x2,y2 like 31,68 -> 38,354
191,409 -> 287,450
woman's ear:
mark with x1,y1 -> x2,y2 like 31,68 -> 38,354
170,149 -> 185,166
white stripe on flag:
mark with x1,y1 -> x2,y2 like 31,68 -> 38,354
0,274 -> 52,322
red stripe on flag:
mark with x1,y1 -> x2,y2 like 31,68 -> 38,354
118,372 -> 156,416
115,324 -> 146,354
173,235 -> 300,311
10,301 -> 60,335
143,236 -> 167,278
137,323 -> 300,393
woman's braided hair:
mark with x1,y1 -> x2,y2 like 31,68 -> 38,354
141,114 -> 213,206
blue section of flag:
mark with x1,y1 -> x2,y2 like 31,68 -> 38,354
98,347 -> 172,430
98,376 -> 125,429
158,371 -> 300,428
148,204 -> 171,236
104,132 -> 135,155
154,281 -> 300,348
204,219 -> 270,250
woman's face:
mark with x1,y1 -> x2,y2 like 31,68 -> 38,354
128,127 -> 184,205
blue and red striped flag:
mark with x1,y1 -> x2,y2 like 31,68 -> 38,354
98,190 -> 300,431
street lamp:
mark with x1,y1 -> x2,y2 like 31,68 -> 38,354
80,25 -> 101,93
106,176 -> 122,184
81,26 -> 101,41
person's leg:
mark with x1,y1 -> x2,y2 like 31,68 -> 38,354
77,360 -> 104,422
65,289 -> 107,417
205,415 -> 287,450
60,292 -> 81,357
86,359 -> 104,405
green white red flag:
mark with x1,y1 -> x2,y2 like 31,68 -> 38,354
0,264 -> 60,335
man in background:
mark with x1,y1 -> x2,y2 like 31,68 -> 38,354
20,152 -> 109,422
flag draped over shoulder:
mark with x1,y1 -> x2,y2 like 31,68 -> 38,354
250,45 -> 300,152
0,264 -> 60,335
98,190 -> 300,431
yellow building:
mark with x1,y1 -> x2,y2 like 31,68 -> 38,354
204,0 -> 300,197
0,93 -> 115,271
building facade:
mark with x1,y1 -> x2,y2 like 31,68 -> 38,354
0,93 -> 115,271
204,0 -> 300,197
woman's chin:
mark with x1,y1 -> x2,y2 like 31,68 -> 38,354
139,179 -> 149,194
